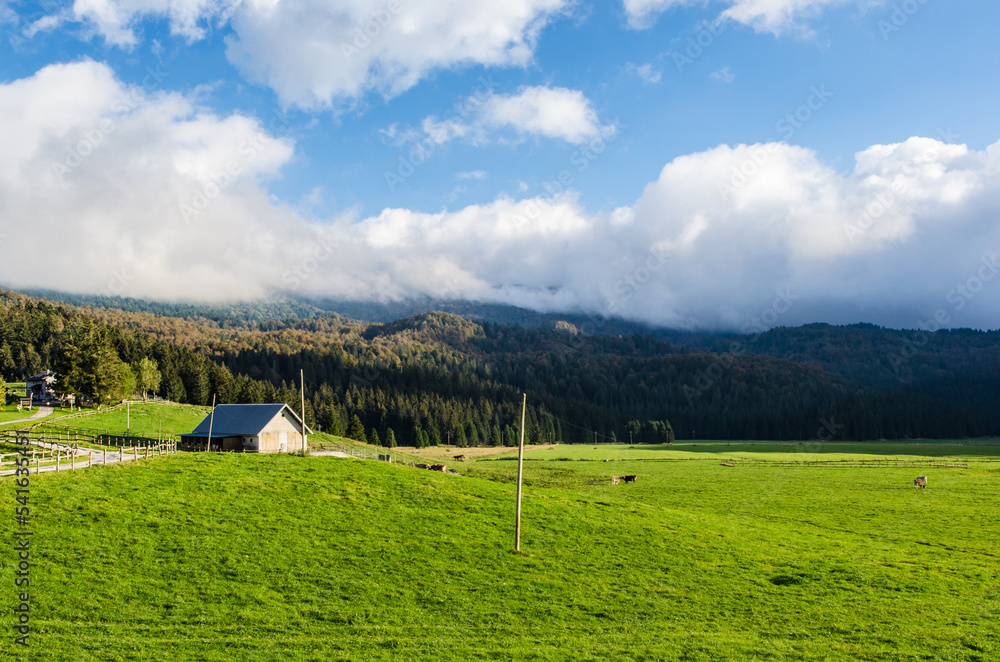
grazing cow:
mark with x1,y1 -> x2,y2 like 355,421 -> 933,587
414,463 -> 428,469
623,475 -> 638,483
611,476 -> 621,485
430,464 -> 447,473
454,454 -> 466,461
914,476 -> 927,489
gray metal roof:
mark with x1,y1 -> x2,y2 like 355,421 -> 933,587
183,404 -> 312,438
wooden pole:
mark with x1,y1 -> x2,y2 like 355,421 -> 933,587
515,393 -> 527,552
300,369 -> 307,454
206,395 -> 216,453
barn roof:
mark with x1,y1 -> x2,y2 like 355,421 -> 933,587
184,404 -> 312,438
26,370 -> 57,382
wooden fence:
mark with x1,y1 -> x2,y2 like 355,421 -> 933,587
0,430 -> 178,475
721,458 -> 972,469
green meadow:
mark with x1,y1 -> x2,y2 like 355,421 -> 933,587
30,402 -> 211,439
2,436 -> 999,660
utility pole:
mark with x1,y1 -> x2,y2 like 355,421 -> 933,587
300,369 -> 308,454
206,394 -> 216,453
515,393 -> 527,552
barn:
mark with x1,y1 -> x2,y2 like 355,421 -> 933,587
181,404 -> 312,453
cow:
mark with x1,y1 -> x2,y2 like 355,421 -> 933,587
611,476 -> 622,485
430,464 -> 447,473
623,475 -> 638,483
454,454 -> 466,461
914,476 -> 927,489
414,463 -> 428,469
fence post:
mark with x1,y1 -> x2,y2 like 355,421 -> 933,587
56,450 -> 60,473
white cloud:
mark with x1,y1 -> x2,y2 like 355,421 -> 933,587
631,62 -> 662,84
722,0 -> 857,35
418,86 -> 612,146
624,0 -> 859,35
457,170 -> 487,180
622,0 -> 691,30
70,0 -> 240,46
4,63 -> 1000,330
65,0 -> 568,107
710,65 -> 735,83
23,12 -> 68,38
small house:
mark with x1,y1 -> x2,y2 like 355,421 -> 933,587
181,403 -> 312,453
25,370 -> 58,403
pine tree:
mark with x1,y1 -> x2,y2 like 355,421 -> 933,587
386,428 -> 397,448
346,415 -> 367,443
490,425 -> 502,447
455,426 -> 467,447
429,427 -> 442,446
370,429 -> 381,447
467,423 -> 479,447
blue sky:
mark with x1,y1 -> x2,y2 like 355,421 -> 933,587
2,0 -> 1000,330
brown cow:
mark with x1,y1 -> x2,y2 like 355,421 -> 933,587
611,476 -> 622,485
914,476 -> 927,489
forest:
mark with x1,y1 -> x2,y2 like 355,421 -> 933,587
2,288 -> 999,446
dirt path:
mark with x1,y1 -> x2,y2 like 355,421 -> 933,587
1,406 -> 54,427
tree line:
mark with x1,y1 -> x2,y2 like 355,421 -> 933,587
2,288 -> 998,445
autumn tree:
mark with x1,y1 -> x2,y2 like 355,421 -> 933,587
135,357 -> 161,402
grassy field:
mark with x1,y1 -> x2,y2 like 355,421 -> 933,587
0,406 -> 68,427
32,402 -> 211,438
1,439 -> 998,660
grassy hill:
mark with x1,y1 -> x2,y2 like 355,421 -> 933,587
31,402 -> 211,438
2,443 -> 998,660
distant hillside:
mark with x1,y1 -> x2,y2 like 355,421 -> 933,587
22,288 -> 687,339
2,287 -> 999,441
